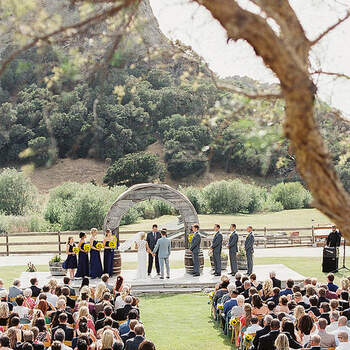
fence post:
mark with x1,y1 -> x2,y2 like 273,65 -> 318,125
311,225 -> 315,245
58,231 -> 61,256
264,227 -> 267,248
5,232 -> 9,256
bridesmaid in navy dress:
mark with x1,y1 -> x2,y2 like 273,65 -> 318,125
103,229 -> 115,277
62,236 -> 78,279
89,228 -> 103,279
75,231 -> 89,278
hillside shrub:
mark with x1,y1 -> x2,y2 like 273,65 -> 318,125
270,182 -> 311,210
336,163 -> 350,193
179,186 -> 205,214
261,196 -> 284,212
0,169 -> 37,215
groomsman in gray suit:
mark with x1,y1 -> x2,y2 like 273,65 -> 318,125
245,226 -> 255,275
153,229 -> 171,279
228,224 -> 238,276
190,224 -> 201,277
211,224 -> 223,276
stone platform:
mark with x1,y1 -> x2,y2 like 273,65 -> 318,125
19,264 -> 305,295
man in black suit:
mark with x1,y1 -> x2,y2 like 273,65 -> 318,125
29,278 -> 41,298
190,224 -> 201,277
121,319 -> 138,344
125,324 -> 145,350
146,224 -> 161,276
63,277 -> 76,296
269,271 -> 281,289
228,224 -> 238,276
326,226 -> 341,247
252,315 -> 272,349
211,224 -> 223,276
16,330 -> 44,350
51,313 -> 74,341
257,319 -> 280,350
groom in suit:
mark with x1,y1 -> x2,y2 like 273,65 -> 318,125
190,224 -> 201,277
228,224 -> 238,276
146,224 -> 161,276
153,229 -> 171,279
211,224 -> 223,276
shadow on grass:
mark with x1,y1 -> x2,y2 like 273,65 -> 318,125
208,316 -> 234,348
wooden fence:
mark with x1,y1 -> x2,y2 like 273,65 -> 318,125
0,225 -> 337,256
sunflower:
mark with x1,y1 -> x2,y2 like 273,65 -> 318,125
216,303 -> 223,310
188,233 -> 194,243
83,244 -> 91,252
72,247 -> 79,254
109,241 -> 116,249
96,242 -> 104,250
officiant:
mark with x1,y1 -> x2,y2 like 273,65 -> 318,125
146,224 -> 161,276
326,225 -> 341,247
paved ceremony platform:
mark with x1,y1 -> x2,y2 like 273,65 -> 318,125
19,264 -> 305,295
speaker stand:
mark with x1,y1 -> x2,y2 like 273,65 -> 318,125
332,239 -> 350,273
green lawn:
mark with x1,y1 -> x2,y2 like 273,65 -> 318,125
120,208 -> 330,232
139,293 -> 231,350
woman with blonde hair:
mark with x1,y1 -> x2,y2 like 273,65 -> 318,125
31,310 -> 45,327
293,305 -> 305,329
94,282 -> 107,303
75,306 -> 96,336
274,333 -> 290,350
98,329 -> 114,350
337,277 -> 350,296
0,303 -> 9,327
6,328 -> 20,349
261,279 -> 274,300
89,228 -> 103,279
114,286 -> 130,309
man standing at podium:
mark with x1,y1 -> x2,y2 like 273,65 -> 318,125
326,226 -> 341,247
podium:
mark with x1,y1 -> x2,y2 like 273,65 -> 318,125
322,247 -> 339,273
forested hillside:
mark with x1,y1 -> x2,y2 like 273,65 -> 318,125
0,0 -> 349,192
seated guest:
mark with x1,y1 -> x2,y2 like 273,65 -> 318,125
50,299 -> 74,327
274,333 -> 289,350
13,295 -> 30,319
113,276 -> 124,298
241,281 -> 251,299
337,331 -> 350,350
62,277 -> 76,297
223,284 -> 238,314
330,299 -> 339,312
281,320 -> 302,348
121,320 -> 138,344
23,289 -> 36,310
42,285 -> 58,307
138,340 -> 155,350
234,273 -> 242,288
300,278 -> 312,296
75,306 -> 96,336
213,277 -> 230,306
311,278 -> 318,288
9,280 -> 23,300
120,296 -> 138,320
95,293 -> 113,315
326,311 -> 340,333
0,302 -> 9,326
125,324 -> 145,350
276,296 -> 289,313
0,290 -> 13,312
49,329 -> 72,350
251,294 -> 268,316
279,279 -> 294,297
237,276 -> 249,294
0,335 -> 11,350
267,288 -> 280,306
298,314 -> 315,346
308,296 -> 321,317
51,313 -> 74,341
308,334 -> 322,350
257,318 -> 280,350
250,274 -> 262,291
230,295 -> 245,318
16,330 -> 44,350
327,272 -> 338,292
318,288 -> 329,305
337,278 -> 350,297
252,315 -> 273,349
319,283 -> 338,300
330,316 -> 350,339
101,274 -> 113,293
95,306 -> 119,331
246,288 -> 258,304
119,309 -> 139,335
33,317 -> 51,344
261,279 -> 274,301
244,316 -> 262,335
293,292 -> 309,310
269,271 -> 281,289
339,291 -> 350,311
61,287 -> 75,310
317,317 -> 336,348
319,302 -> 331,324
30,278 -> 41,298
293,305 -> 305,326
267,301 -> 277,318
72,322 -> 95,349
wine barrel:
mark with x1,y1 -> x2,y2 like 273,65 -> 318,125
210,255 -> 228,271
113,250 -> 121,276
184,249 -> 204,275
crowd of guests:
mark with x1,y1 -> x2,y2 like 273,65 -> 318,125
0,275 -> 156,350
211,272 -> 350,349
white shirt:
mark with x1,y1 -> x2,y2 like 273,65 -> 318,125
114,295 -> 126,309
244,324 -> 262,335
332,326 -> 350,346
13,305 -> 29,319
45,292 -> 58,307
337,342 -> 350,350
327,322 -> 340,333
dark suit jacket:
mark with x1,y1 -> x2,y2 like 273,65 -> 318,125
309,306 -> 321,317
211,231 -> 223,254
257,330 -> 280,350
319,312 -> 330,324
228,231 -> 238,253
51,324 -> 74,341
51,310 -> 74,327
125,335 -> 145,350
63,284 -> 76,297
253,325 -> 270,348
190,233 -> 201,253
284,332 -> 302,349
121,330 -> 136,344
244,232 -> 254,253
271,277 -> 281,289
30,285 -> 41,298
146,231 -> 161,250
16,341 -> 44,350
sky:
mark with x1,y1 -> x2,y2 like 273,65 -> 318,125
149,0 -> 350,116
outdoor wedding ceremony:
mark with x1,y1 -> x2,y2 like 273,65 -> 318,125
0,0 -> 349,350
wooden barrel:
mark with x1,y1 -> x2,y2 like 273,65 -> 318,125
184,249 -> 204,275
210,255 -> 228,271
113,250 -> 121,276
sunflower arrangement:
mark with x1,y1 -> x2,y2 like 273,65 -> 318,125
72,247 -> 79,254
243,333 -> 254,348
83,244 -> 91,252
96,242 -> 104,250
230,318 -> 239,327
109,241 -> 116,249
208,291 -> 214,300
216,303 -> 223,311
188,233 -> 194,243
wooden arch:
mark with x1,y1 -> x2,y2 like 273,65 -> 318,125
103,183 -> 199,247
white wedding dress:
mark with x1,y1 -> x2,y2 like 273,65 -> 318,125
135,239 -> 148,280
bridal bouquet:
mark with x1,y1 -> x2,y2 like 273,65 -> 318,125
96,242 -> 104,250
216,303 -> 223,311
73,247 -> 79,254
83,244 -> 91,252
188,233 -> 194,243
108,241 -> 116,249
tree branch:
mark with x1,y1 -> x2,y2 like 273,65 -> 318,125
311,70 -> 350,80
0,0 -> 139,77
310,10 -> 350,46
